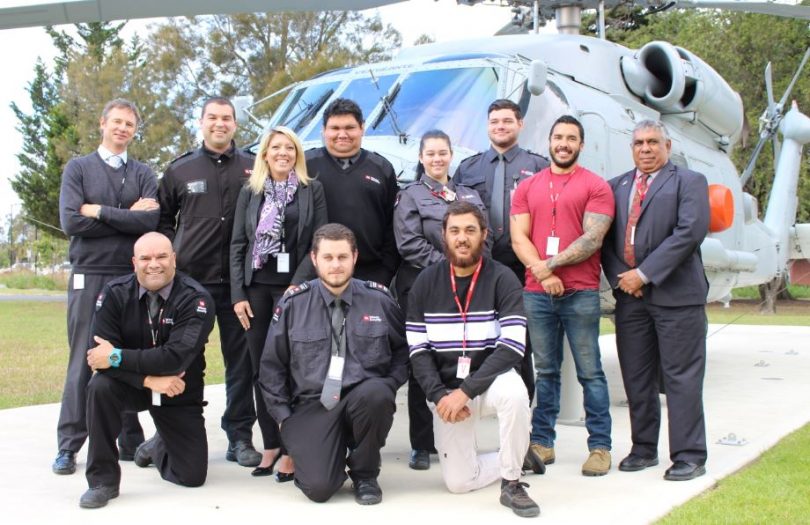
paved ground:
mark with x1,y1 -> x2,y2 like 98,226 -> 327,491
1,324 -> 808,524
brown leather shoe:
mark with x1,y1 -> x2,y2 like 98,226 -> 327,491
582,448 -> 611,476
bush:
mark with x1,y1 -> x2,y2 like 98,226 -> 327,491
0,270 -> 68,291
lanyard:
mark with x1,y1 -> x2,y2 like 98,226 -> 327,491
548,174 -> 570,237
422,180 -> 455,203
449,258 -> 483,354
329,310 -> 346,357
146,306 -> 164,348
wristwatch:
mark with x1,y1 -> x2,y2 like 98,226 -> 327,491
108,348 -> 122,368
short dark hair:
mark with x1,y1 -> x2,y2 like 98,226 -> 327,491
488,99 -> 522,120
416,129 -> 452,177
442,201 -> 487,232
201,97 -> 236,120
101,99 -> 141,126
322,98 -> 364,127
549,114 -> 585,143
312,223 -> 357,254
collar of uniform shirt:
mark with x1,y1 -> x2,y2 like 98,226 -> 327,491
203,141 -> 236,160
317,278 -> 355,308
485,143 -> 520,164
97,145 -> 128,165
138,281 -> 174,302
328,150 -> 362,168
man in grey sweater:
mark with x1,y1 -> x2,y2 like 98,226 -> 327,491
53,99 -> 160,475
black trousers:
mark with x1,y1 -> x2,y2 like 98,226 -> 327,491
85,373 -> 207,488
206,283 -> 256,443
281,378 -> 396,503
394,263 -> 435,451
58,271 -> 143,453
245,283 -> 286,450
614,294 -> 708,465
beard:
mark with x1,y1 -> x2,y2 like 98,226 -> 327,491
549,146 -> 580,170
445,239 -> 485,269
316,266 -> 353,291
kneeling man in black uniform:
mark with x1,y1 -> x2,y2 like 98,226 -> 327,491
260,223 -> 408,505
80,232 -> 215,508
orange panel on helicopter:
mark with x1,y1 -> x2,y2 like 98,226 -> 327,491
708,184 -> 734,232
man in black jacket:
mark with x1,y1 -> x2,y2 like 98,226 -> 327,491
54,98 -> 156,475
79,232 -> 215,508
406,201 -> 539,518
158,97 -> 261,466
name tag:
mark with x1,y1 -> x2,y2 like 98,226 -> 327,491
276,252 -> 290,273
73,273 -> 85,290
327,355 -> 345,379
456,356 -> 471,379
186,180 -> 207,194
152,391 -> 161,406
546,236 -> 560,256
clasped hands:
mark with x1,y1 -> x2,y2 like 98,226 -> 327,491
79,197 -> 159,218
529,260 -> 564,296
436,389 -> 471,423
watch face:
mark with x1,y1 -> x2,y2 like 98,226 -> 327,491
110,353 -> 120,364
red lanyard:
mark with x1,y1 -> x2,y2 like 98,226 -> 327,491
449,258 -> 483,352
548,173 -> 571,236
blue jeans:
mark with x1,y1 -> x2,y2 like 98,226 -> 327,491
524,290 -> 611,450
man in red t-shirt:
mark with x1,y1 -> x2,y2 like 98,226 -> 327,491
511,115 -> 615,477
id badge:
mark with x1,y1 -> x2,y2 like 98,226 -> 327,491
152,391 -> 161,406
456,356 -> 471,379
277,252 -> 290,273
327,355 -> 345,380
73,273 -> 85,290
546,236 -> 560,256
630,226 -> 636,245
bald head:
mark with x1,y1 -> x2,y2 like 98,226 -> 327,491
133,232 -> 176,291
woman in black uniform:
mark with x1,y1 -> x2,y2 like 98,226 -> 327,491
231,126 -> 328,480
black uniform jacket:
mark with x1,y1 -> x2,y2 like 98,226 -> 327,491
229,179 -> 328,303
259,278 -> 409,423
158,144 -> 255,285
92,272 -> 216,406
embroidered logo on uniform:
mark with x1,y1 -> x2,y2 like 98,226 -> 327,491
520,170 -> 535,177
196,300 -> 208,314
95,293 -> 105,310
460,194 -> 475,200
244,169 -> 253,175
187,180 -> 207,193
272,306 -> 281,323
364,175 -> 381,185
163,318 -> 174,325
363,315 -> 382,322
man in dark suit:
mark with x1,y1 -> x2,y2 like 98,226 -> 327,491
601,120 -> 710,481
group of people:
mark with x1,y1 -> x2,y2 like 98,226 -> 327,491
52,93 -> 711,517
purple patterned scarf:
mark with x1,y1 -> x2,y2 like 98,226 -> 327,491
252,171 -> 299,269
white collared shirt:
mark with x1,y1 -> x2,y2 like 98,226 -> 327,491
98,145 -> 128,167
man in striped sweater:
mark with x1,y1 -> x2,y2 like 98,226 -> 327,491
406,201 -> 539,518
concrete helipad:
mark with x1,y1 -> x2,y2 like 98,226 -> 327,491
1,324 -> 808,524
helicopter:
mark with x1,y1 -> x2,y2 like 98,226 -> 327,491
1,0 -> 809,307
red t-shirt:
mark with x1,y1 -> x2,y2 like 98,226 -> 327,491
510,165 -> 614,292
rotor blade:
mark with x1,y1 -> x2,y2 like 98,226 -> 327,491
740,134 -> 769,186
765,62 -> 775,110
670,0 -> 810,20
778,47 -> 810,108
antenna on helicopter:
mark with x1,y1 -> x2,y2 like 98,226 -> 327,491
740,47 -> 810,186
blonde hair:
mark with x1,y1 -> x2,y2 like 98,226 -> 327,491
248,126 -> 310,193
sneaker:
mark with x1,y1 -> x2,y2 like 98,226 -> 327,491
500,479 -> 540,518
226,440 -> 262,467
52,450 -> 76,475
79,485 -> 119,509
582,448 -> 611,476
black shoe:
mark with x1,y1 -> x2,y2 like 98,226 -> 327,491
118,449 -> 136,462
252,452 -> 283,477
52,450 -> 76,475
226,441 -> 262,467
275,471 -> 295,483
500,479 -> 540,518
134,436 -> 159,468
408,449 -> 430,470
354,478 -> 382,505
79,485 -> 119,509
664,461 -> 706,481
618,454 -> 659,472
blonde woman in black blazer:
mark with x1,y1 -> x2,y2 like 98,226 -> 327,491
230,126 -> 328,479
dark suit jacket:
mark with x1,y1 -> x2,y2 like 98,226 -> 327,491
230,179 -> 328,304
602,161 -> 710,307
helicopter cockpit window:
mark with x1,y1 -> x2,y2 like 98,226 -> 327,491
366,67 -> 498,152
272,81 -> 341,133
305,74 -> 398,141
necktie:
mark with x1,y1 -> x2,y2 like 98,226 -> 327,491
107,155 -> 123,169
624,173 -> 650,267
147,291 -> 161,323
341,158 -> 351,170
320,298 -> 345,410
490,154 -> 506,237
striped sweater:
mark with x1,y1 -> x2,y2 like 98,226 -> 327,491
406,257 -> 527,402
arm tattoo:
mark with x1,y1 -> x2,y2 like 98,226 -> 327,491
547,211 -> 613,270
